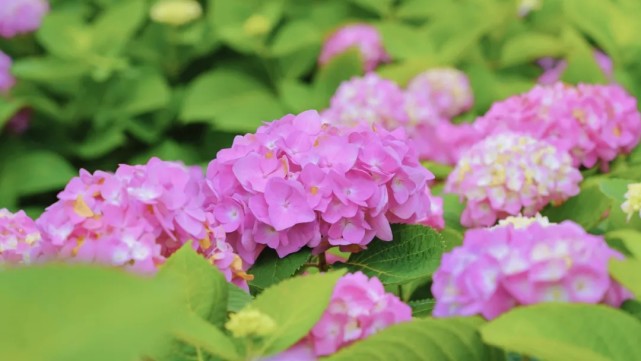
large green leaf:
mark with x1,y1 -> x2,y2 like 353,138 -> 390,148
270,20 -> 321,56
610,258 -> 641,298
326,317 -> 501,361
342,225 -> 447,285
36,9 -> 91,59
0,265 -> 182,361
0,150 -> 76,198
248,248 -> 311,294
157,243 -> 228,327
314,49 -> 364,106
500,33 -> 567,67
543,184 -> 612,230
91,0 -> 146,55
12,57 -> 90,82
481,304 -> 641,361
409,299 -> 435,318
172,310 -> 240,361
180,69 -> 285,132
228,283 -> 254,312
251,270 -> 346,356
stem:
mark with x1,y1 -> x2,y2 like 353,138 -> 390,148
318,252 -> 328,272
196,346 -> 204,361
397,285 -> 404,300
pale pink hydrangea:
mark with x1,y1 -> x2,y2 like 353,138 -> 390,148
424,189 -> 444,230
411,121 -> 482,165
475,82 -> 641,170
432,216 -> 632,320
268,272 -> 411,359
445,133 -> 582,228
0,209 -> 42,265
36,157 -> 251,289
0,0 -> 49,38
322,73 -> 408,130
205,110 -> 435,265
406,68 -> 474,118
0,51 -> 15,92
319,23 -> 389,72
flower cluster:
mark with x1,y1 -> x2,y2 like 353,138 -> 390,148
406,68 -> 474,118
321,73 -> 408,129
319,24 -> 389,72
36,157 -> 250,288
0,51 -> 15,92
432,216 -> 631,320
0,209 -> 42,265
0,0 -> 49,38
475,82 -> 641,170
205,110 -> 435,264
445,133 -> 582,227
412,121 -> 482,165
622,182 -> 641,221
269,272 -> 412,359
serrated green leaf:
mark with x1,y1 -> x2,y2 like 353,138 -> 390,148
409,299 -> 435,318
228,283 -> 253,312
248,248 -> 311,294
252,270 -> 346,356
481,304 -> 641,361
172,310 -> 240,361
610,258 -> 641,299
0,265 -> 182,361
342,225 -> 446,285
157,243 -> 228,327
326,317 -> 499,361
621,300 -> 641,322
543,185 -> 611,230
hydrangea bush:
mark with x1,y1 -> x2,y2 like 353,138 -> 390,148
3,1 -> 641,361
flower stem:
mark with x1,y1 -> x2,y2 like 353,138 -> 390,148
318,252 -> 328,272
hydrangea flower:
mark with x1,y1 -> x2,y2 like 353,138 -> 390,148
621,182 -> 641,221
474,82 -> 641,170
319,24 -> 389,72
406,68 -> 474,118
205,110 -> 435,264
149,0 -> 202,26
0,209 -> 42,265
445,133 -> 582,227
269,272 -> 411,359
322,73 -> 408,130
0,0 -> 49,38
432,216 -> 631,320
0,51 -> 15,92
411,121 -> 482,165
424,189 -> 445,230
36,157 -> 251,289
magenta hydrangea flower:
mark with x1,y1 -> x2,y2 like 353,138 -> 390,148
322,73 -> 408,130
0,51 -> 15,92
36,157 -> 251,289
445,133 -> 582,228
271,272 -> 411,358
432,216 -> 632,320
0,0 -> 49,38
412,121 -> 482,165
0,209 -> 42,265
406,68 -> 474,118
319,23 -> 389,72
205,110 -> 435,264
424,188 -> 444,230
475,82 -> 641,170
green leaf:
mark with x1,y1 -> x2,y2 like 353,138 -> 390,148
599,178 -> 631,203
248,248 -> 311,294
560,27 -> 607,84
91,0 -> 146,55
0,150 -> 75,198
0,98 -> 22,131
180,69 -> 285,132
409,299 -> 435,318
252,270 -> 346,356
422,161 -> 453,180
314,49 -> 364,106
157,243 -> 228,327
117,70 -> 171,116
0,265 -> 182,361
172,310 -> 240,361
349,0 -> 393,15
342,225 -> 446,285
376,23 -> 434,60
326,317 -> 500,361
610,258 -> 641,299
228,283 -> 253,312
74,125 -> 127,159
270,20 -> 321,56
606,230 -> 641,258
621,300 -> 641,322
563,0 -> 619,64
500,33 -> 566,67
36,9 -> 92,59
543,184 -> 611,230
12,57 -> 90,82
481,304 -> 641,361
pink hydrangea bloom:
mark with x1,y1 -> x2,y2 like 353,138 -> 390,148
406,68 -> 474,118
0,51 -> 15,92
539,50 -> 614,85
319,23 -> 389,72
272,272 -> 411,358
0,0 -> 49,38
205,110 -> 435,264
432,216 -> 632,320
475,82 -> 641,170
411,121 -> 483,165
36,157 -> 251,289
0,209 -> 42,265
445,133 -> 582,228
322,73 -> 408,130
424,188 -> 444,230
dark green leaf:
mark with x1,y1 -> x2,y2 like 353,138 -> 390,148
249,248 -> 311,294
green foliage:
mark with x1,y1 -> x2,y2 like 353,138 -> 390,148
248,248 -> 311,294
481,304 -> 641,361
543,183 -> 612,231
342,224 -> 447,285
325,317 -> 503,361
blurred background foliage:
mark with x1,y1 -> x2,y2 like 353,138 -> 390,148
2,0 -> 641,216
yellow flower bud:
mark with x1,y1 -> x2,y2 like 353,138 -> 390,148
150,0 -> 202,26
622,183 -> 641,221
243,14 -> 271,36
225,308 -> 277,338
